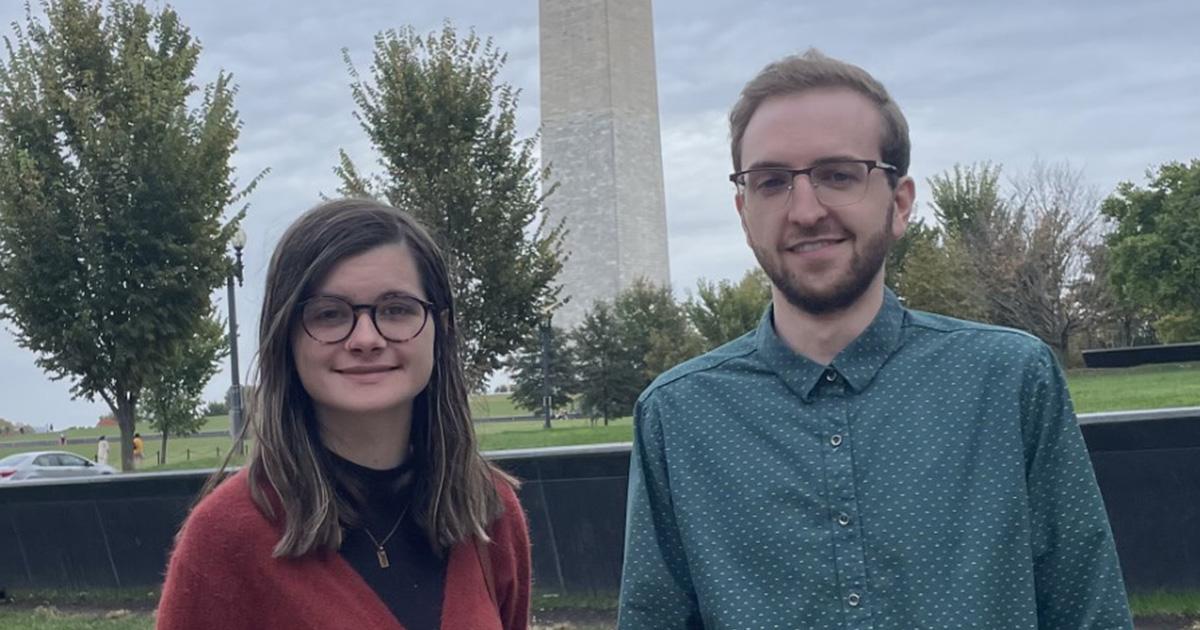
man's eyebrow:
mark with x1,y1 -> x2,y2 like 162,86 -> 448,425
743,159 -> 793,171
743,155 -> 868,170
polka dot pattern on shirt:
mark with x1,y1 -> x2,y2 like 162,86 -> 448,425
617,290 -> 1132,630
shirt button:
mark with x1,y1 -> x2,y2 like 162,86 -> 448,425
830,434 -> 843,447
824,370 -> 838,383
837,513 -> 851,526
847,592 -> 861,607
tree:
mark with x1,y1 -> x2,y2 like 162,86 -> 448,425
1071,242 -> 1158,349
203,400 -> 230,417
614,279 -> 706,385
685,268 -> 770,349
0,0 -> 260,470
929,162 -> 1005,239
507,325 -> 578,420
572,303 -> 640,425
925,161 -> 1102,362
888,223 -> 983,321
926,162 -> 1021,326
0,417 -> 32,435
337,23 -> 565,389
572,282 -> 705,424
142,312 -> 227,463
1101,160 -> 1200,342
999,162 -> 1101,361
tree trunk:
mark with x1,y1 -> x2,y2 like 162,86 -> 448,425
161,430 -> 169,465
114,396 -> 137,472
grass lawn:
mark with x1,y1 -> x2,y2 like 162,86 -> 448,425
0,609 -> 615,630
479,419 -> 632,451
470,392 -> 534,418
1129,590 -> 1200,617
0,609 -> 151,630
2,362 -> 1195,472
0,437 -> 248,472
2,590 -> 1196,630
1066,362 -> 1200,414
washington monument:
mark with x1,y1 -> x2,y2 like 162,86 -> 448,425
539,0 -> 671,329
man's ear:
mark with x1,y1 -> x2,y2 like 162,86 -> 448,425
735,192 -> 752,246
891,176 -> 916,240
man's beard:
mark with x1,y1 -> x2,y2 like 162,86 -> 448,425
753,204 -> 895,316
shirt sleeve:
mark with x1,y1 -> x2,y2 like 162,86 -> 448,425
1022,345 -> 1134,629
617,396 -> 704,630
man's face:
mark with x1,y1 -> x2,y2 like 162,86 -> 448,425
735,87 -> 914,315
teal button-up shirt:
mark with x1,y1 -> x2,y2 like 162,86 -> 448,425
618,291 -> 1132,629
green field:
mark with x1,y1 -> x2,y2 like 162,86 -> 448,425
1067,362 -> 1200,414
2,362 -> 1196,472
0,610 -> 148,630
1,589 -> 1196,630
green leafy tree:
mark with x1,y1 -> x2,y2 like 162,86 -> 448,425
572,282 -> 704,424
337,23 -> 565,389
929,162 -> 1005,239
506,325 -> 578,421
1102,160 -> 1200,342
572,303 -> 639,425
614,279 -> 706,384
0,0 -> 261,470
685,268 -> 771,349
142,312 -> 227,463
1071,242 -> 1158,348
926,162 -> 1021,326
884,217 -> 935,290
888,222 -> 983,321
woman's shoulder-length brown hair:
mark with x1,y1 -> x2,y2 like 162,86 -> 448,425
226,197 -> 514,558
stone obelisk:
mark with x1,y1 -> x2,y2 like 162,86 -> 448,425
539,0 -> 671,329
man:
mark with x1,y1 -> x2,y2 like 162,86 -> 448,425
617,50 -> 1132,629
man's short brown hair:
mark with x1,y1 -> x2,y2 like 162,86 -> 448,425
729,49 -> 910,178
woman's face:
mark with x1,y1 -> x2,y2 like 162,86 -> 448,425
291,243 -> 436,424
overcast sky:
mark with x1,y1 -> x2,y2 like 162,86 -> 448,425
1,0 -> 1198,429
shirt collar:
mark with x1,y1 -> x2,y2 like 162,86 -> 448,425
754,288 -> 907,401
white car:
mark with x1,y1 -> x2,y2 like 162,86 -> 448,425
0,450 -> 118,482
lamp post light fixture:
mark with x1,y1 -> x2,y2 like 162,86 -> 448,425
227,226 -> 247,453
539,311 -> 553,430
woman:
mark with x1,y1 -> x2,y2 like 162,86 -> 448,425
158,199 -> 530,630
95,435 -> 109,466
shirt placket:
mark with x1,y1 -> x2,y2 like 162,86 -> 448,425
820,368 -> 873,629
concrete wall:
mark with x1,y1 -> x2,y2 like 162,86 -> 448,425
1,410 -> 1197,595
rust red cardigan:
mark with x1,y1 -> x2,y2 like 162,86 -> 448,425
157,469 -> 530,630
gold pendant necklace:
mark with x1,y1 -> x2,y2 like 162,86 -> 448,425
362,504 -> 410,569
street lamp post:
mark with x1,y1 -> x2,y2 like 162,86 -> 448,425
539,313 -> 553,430
227,227 -> 247,453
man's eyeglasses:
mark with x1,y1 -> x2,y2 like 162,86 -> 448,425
729,159 -> 897,212
299,295 -> 435,344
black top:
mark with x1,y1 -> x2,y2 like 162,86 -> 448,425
330,450 -> 447,630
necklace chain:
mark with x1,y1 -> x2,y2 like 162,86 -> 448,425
362,503 -> 410,569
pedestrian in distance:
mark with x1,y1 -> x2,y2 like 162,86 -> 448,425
96,435 -> 109,466
131,432 -> 144,468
